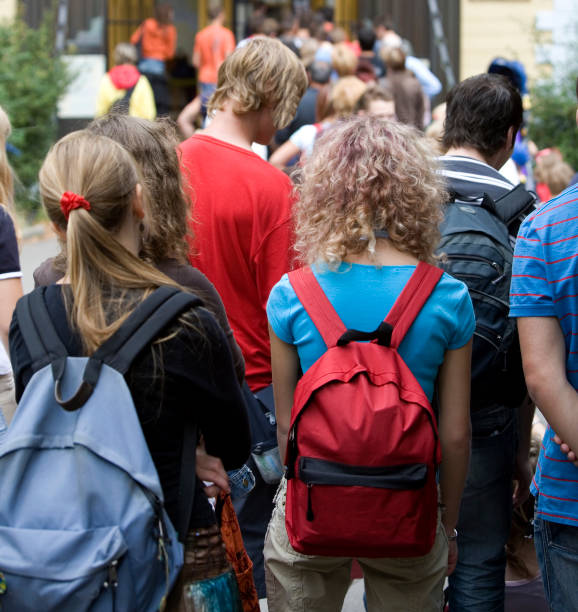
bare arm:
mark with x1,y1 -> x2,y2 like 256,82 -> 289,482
437,340 -> 472,573
269,140 -> 301,170
269,325 -> 300,462
518,316 -> 578,455
0,277 -> 22,353
177,97 -> 202,139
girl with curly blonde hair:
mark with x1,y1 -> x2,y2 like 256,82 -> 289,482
264,116 -> 474,611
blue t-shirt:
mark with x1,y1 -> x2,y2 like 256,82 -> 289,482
267,263 -> 475,402
510,183 -> 578,527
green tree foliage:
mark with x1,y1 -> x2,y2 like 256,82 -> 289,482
529,77 -> 578,171
0,11 -> 70,213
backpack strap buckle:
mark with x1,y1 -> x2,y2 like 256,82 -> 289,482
337,321 -> 393,347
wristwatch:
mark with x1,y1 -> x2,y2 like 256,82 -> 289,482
447,528 -> 458,541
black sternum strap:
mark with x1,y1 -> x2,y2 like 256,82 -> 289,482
337,321 -> 393,347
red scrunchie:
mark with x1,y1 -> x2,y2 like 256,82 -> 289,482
60,191 -> 91,221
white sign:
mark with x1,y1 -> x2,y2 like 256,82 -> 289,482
58,54 -> 106,119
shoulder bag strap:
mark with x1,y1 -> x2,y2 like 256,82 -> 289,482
288,266 -> 347,349
385,262 -> 443,348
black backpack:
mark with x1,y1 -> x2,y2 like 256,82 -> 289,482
436,184 -> 536,410
110,83 -> 137,114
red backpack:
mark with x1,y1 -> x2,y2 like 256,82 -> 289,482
285,262 -> 443,558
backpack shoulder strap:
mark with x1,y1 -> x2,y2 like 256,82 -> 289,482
93,286 -> 204,374
491,183 -> 536,227
385,262 -> 443,348
16,287 -> 68,370
288,266 -> 347,349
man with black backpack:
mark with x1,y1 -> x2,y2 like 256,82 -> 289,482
437,73 -> 537,611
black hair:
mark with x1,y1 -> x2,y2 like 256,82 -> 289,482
373,14 -> 394,31
442,73 -> 523,160
358,26 -> 376,52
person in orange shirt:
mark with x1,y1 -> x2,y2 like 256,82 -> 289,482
131,4 -> 177,115
192,2 -> 235,117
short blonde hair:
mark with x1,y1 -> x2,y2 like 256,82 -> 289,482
381,45 -> 406,71
330,76 -> 367,118
331,42 -> 357,77
209,38 -> 307,129
295,116 -> 447,266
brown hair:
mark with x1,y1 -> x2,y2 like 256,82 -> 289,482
39,131 -> 186,354
354,85 -> 394,113
154,4 -> 173,25
535,150 -> 575,197
208,38 -> 307,129
87,114 -> 191,264
207,0 -> 223,21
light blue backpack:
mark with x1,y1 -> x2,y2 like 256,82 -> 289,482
0,286 -> 202,611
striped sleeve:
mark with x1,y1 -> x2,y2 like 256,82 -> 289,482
510,211 -> 554,317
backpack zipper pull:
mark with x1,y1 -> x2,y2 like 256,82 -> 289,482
306,483 -> 314,521
108,559 -> 119,589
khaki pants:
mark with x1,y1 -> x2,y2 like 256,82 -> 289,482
264,479 -> 448,612
0,372 -> 16,427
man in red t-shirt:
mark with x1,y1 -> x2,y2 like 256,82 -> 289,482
180,38 -> 306,393
179,38 -> 307,597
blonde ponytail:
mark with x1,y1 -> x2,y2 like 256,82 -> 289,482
39,130 -> 187,354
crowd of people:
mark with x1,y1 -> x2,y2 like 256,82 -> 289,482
1,3 -> 578,612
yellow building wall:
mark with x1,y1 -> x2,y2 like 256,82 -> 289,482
460,0 -> 552,82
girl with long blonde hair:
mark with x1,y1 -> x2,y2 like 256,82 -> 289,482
9,130 -> 250,609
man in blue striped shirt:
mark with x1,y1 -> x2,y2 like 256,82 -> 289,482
510,78 -> 578,611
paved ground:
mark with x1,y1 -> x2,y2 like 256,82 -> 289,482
20,234 -> 58,293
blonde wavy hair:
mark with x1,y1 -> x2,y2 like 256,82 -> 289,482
39,131 -> 188,354
208,38 -> 308,129
295,116 -> 447,266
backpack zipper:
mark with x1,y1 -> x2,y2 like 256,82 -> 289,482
444,254 -> 505,284
300,458 -> 429,524
306,484 -> 314,521
468,288 -> 510,311
103,559 -> 119,611
299,456 -> 428,489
